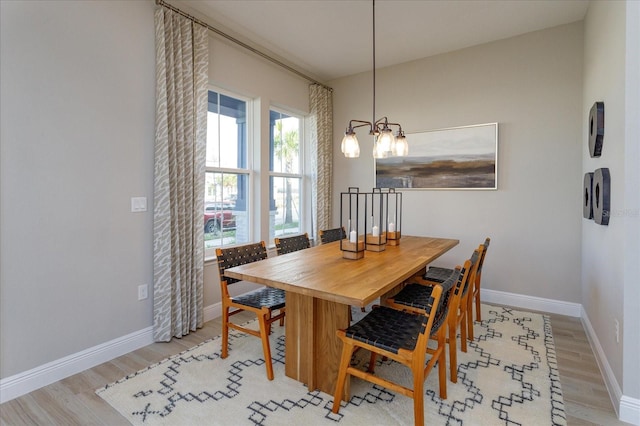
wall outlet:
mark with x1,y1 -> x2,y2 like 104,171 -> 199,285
138,284 -> 148,301
614,319 -> 620,344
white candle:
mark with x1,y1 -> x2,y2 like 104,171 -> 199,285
349,230 -> 357,243
372,225 -> 379,237
388,222 -> 395,232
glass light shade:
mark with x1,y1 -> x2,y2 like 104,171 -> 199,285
377,128 -> 395,154
394,134 -> 408,156
342,133 -> 360,158
373,137 -> 388,158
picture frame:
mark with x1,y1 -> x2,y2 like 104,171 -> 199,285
375,122 -> 498,190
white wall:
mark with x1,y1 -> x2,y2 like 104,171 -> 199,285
582,0 -> 640,416
329,22 -> 584,304
1,0 -> 156,378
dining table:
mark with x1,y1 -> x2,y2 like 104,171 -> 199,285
224,235 -> 459,398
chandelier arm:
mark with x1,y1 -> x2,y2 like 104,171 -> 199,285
348,119 -> 374,133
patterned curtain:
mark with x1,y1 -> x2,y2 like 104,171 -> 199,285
153,8 -> 208,341
309,84 -> 333,240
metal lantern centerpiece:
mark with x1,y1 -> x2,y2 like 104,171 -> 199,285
365,188 -> 387,251
385,188 -> 402,245
340,187 -> 366,260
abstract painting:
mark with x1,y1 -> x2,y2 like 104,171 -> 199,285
375,122 -> 498,190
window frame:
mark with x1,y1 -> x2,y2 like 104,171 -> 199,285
268,107 -> 306,240
204,87 -> 253,259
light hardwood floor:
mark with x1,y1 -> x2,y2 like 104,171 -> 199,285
0,306 -> 630,425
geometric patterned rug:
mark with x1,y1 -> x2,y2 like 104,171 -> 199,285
96,304 -> 566,425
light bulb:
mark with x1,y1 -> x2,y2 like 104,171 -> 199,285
373,138 -> 388,158
377,128 -> 395,153
394,134 -> 408,156
342,133 -> 360,158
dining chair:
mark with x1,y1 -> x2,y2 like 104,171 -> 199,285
422,244 -> 483,342
331,283 -> 444,426
386,258 -> 473,384
470,237 -> 491,324
318,227 -> 346,244
274,233 -> 310,255
215,241 -> 286,381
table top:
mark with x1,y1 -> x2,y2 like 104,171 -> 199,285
224,235 -> 459,307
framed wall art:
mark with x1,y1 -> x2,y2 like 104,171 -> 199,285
375,122 -> 498,190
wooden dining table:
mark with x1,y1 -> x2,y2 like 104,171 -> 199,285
224,235 -> 459,398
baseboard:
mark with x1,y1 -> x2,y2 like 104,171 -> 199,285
0,326 -> 153,404
581,308 -> 640,426
620,396 -> 640,426
203,301 -> 222,323
481,288 -> 582,317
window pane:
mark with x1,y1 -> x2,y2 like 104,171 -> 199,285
206,91 -> 247,169
270,110 -> 300,174
204,172 -> 249,249
270,176 -> 301,238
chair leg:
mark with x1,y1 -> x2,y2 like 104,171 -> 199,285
460,308 -> 468,353
448,322 -> 458,383
436,330 -> 447,399
368,352 -> 377,373
265,312 -> 273,335
221,306 -> 230,359
257,315 -> 275,381
413,360 -> 425,426
467,292 -> 474,341
332,341 -> 355,413
475,290 -> 482,322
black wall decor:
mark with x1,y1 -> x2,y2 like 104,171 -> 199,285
593,168 -> 610,226
588,101 -> 605,157
583,172 -> 594,219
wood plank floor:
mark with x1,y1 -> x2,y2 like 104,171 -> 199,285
0,306 -> 630,425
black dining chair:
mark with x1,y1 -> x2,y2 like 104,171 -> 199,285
386,256 -> 475,383
331,283 -> 444,426
319,227 -> 346,244
470,238 -> 491,325
215,241 -> 285,380
274,233 -> 310,255
422,241 -> 487,341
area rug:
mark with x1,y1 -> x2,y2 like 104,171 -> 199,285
96,304 -> 566,425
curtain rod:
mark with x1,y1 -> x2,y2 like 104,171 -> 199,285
156,0 -> 332,91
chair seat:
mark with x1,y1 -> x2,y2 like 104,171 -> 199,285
424,266 -> 454,283
390,283 -> 448,333
232,287 -> 285,310
345,306 -> 426,354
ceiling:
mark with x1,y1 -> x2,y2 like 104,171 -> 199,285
175,0 -> 589,83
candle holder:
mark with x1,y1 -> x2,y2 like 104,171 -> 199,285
365,188 -> 387,252
385,188 -> 402,245
340,187 -> 365,260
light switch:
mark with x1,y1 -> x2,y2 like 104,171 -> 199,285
131,197 -> 147,212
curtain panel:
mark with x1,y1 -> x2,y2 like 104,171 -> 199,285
309,84 -> 333,240
153,8 -> 208,341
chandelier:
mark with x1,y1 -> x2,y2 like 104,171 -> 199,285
341,0 -> 408,159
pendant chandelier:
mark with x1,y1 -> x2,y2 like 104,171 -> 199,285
341,0 -> 408,159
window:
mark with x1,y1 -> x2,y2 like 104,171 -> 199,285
204,90 -> 250,254
269,109 -> 303,239
204,88 -> 308,258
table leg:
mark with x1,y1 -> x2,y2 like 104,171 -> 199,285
284,292 -> 350,399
